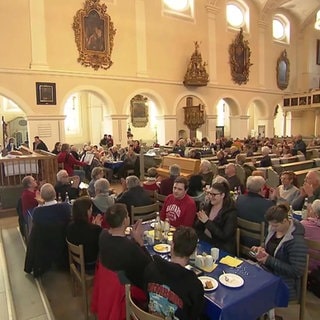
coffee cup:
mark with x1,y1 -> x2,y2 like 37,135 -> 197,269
204,255 -> 213,267
195,255 -> 204,268
210,247 -> 219,261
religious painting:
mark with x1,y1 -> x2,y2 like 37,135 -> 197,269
73,0 -> 116,70
276,50 -> 290,90
130,95 -> 149,128
229,28 -> 252,85
36,82 -> 56,105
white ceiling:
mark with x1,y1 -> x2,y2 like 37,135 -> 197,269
251,0 -> 320,29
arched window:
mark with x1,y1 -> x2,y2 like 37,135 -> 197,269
162,0 -> 194,21
273,14 -> 290,44
64,94 -> 80,134
226,1 -> 249,32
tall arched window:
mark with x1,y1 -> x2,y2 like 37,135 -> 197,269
162,0 -> 194,21
273,14 -> 290,44
64,94 -> 80,134
226,1 -> 249,33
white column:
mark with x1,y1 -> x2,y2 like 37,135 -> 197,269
161,115 -> 177,144
315,109 -> 320,137
229,115 -> 249,139
205,3 -> 220,84
135,0 -> 148,77
26,115 -> 66,150
258,20 -> 267,87
29,0 -> 48,70
206,115 -> 217,142
283,112 -> 287,137
106,115 -> 129,146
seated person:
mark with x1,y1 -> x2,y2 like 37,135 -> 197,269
216,150 -> 228,166
143,167 -> 160,192
99,203 -> 152,290
116,175 -> 153,219
195,181 -> 237,255
199,159 -> 214,186
187,174 -> 206,210
252,204 -> 307,301
292,170 -> 320,210
144,226 -> 204,319
88,166 -> 105,197
55,169 -> 80,201
160,176 -> 196,228
21,175 -> 40,216
92,178 -> 115,215
67,196 -> 102,273
24,183 -> 71,277
117,146 -> 138,178
159,164 -> 181,196
269,171 -> 300,206
259,146 -> 272,167
224,163 -> 244,193
301,199 -> 320,271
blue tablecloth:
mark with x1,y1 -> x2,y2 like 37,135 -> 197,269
104,160 -> 124,170
195,242 -> 289,320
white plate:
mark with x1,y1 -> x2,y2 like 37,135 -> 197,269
219,273 -> 244,288
198,276 -> 218,291
153,244 -> 171,254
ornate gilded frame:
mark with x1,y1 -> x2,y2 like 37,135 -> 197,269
73,0 -> 116,70
276,50 -> 290,90
229,28 -> 252,85
130,95 -> 149,128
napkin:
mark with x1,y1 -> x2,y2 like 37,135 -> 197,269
199,263 -> 218,273
219,256 -> 243,267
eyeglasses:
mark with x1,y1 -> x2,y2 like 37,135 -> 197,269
209,192 -> 222,197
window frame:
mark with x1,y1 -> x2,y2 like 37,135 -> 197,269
162,0 -> 194,22
226,1 -> 249,33
272,14 -> 290,45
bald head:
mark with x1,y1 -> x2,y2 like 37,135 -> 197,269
225,163 -> 236,177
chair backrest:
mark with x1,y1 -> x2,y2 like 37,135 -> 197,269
289,254 -> 309,320
305,238 -> 320,269
237,217 -> 265,257
66,239 -> 86,283
235,164 -> 246,186
154,191 -> 166,208
145,189 -> 156,203
131,202 -> 160,223
125,284 -> 162,320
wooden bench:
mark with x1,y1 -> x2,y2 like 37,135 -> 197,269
156,155 -> 200,179
294,167 -> 320,187
273,160 -> 315,174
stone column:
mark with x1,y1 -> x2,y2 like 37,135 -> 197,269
29,0 -> 48,70
161,115 -> 177,144
104,115 -> 129,146
258,20 -> 267,87
315,109 -> 320,137
283,111 -> 287,137
230,115 -> 249,138
206,115 -> 217,142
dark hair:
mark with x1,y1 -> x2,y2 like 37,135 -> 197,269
174,176 -> 189,190
187,175 -> 203,196
281,171 -> 298,187
173,227 -> 198,257
211,181 -> 231,207
72,196 -> 92,223
105,203 -> 128,228
61,143 -> 70,152
54,141 -> 61,149
265,204 -> 289,222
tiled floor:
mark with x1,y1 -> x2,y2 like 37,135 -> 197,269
0,182 -> 320,320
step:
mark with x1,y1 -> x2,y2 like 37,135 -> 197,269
1,227 -> 54,320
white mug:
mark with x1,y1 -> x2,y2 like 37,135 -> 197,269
210,247 -> 219,261
195,255 -> 204,268
204,255 -> 213,267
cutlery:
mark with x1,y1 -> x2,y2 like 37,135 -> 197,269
223,271 -> 229,282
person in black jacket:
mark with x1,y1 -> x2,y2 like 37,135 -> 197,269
195,181 -> 237,255
67,196 -> 102,273
144,226 -> 204,320
33,136 -> 48,152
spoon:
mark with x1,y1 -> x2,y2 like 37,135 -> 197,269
223,270 -> 229,282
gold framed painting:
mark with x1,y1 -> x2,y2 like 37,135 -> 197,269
73,0 -> 116,70
130,95 -> 149,128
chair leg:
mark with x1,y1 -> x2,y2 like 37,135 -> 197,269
82,282 -> 89,320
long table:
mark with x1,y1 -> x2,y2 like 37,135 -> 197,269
146,233 -> 289,320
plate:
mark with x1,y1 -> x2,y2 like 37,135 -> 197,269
198,276 -> 218,291
153,244 -> 171,254
219,273 -> 244,288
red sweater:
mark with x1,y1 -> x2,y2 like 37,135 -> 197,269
57,151 -> 86,176
21,189 -> 38,215
160,194 -> 196,227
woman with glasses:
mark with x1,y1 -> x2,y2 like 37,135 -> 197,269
195,181 -> 237,255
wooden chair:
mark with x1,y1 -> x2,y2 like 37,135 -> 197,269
237,217 -> 265,258
154,191 -> 166,209
125,283 -> 162,320
288,254 -> 309,320
305,238 -> 320,266
131,202 -> 160,223
145,189 -> 156,203
236,227 -> 241,257
66,240 -> 94,320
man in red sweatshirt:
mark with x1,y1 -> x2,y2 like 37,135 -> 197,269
160,176 -> 196,227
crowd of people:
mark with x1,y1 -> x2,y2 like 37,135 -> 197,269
14,132 -> 320,319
